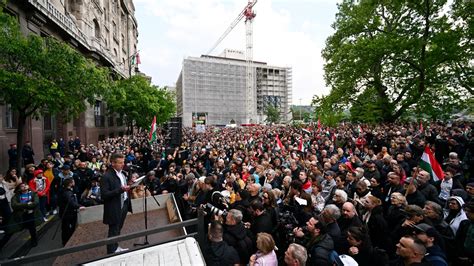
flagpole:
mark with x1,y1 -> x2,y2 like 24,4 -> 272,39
128,50 -> 140,77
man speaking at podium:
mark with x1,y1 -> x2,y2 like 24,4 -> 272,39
101,153 -> 136,254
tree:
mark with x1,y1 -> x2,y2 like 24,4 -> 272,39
0,7 -> 110,171
105,75 -> 176,133
264,105 -> 281,124
319,0 -> 472,122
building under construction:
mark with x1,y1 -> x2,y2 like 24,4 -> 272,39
175,49 -> 292,127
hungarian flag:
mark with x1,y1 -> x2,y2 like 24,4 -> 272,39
298,137 -> 305,153
275,134 -> 284,150
317,118 -> 321,132
148,116 -> 157,143
132,52 -> 141,65
420,146 -> 444,182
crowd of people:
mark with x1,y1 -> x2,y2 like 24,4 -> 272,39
0,121 -> 473,265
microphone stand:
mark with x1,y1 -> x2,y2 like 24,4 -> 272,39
133,182 -> 160,246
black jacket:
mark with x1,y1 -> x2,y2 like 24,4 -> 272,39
367,205 -> 391,250
203,240 -> 240,266
418,183 -> 440,204
309,234 -> 334,266
59,188 -> 81,218
405,190 -> 426,208
250,211 -> 273,235
100,169 -> 132,225
223,222 -> 255,264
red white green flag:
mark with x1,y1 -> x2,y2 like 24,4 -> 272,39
148,116 -> 157,143
132,52 -> 141,65
298,137 -> 305,153
275,134 -> 284,150
419,146 -> 444,182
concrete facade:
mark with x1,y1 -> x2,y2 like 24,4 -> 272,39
176,52 -> 292,127
0,0 -> 139,172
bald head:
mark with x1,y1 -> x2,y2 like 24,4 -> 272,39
342,202 -> 357,218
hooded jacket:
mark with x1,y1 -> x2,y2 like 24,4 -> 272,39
445,196 -> 467,234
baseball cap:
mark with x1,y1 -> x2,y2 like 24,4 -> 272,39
324,170 -> 336,176
413,223 -> 438,238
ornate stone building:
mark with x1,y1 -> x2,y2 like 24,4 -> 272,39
0,0 -> 139,171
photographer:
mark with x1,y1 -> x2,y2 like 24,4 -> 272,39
223,209 -> 255,264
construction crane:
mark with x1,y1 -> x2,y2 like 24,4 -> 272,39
207,0 -> 258,124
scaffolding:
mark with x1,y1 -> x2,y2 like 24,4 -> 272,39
176,54 -> 292,127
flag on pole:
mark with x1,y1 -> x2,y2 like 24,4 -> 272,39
132,52 -> 141,65
275,134 -> 284,150
298,137 -> 305,153
419,146 -> 445,182
419,120 -> 423,133
148,116 -> 157,143
302,128 -> 311,135
317,118 -> 321,132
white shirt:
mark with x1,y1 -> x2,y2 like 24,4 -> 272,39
114,169 -> 128,201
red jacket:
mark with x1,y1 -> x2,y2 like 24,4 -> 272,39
28,177 -> 51,202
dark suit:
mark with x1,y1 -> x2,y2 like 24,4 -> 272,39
101,169 -> 133,253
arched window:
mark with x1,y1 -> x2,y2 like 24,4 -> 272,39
93,19 -> 100,39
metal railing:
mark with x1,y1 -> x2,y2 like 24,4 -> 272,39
0,213 -> 205,265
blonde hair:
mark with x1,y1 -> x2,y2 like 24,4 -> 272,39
367,195 -> 382,206
256,233 -> 276,254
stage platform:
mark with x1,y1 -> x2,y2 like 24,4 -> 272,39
54,194 -> 187,265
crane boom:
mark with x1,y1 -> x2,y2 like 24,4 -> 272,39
206,0 -> 257,55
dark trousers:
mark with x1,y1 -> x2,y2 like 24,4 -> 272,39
23,213 -> 37,243
106,200 -> 129,254
61,214 -> 77,246
39,196 -> 47,218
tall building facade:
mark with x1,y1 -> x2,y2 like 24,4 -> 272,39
176,50 -> 292,127
0,0 -> 138,171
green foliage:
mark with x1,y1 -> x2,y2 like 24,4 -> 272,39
0,8 -> 111,170
320,0 -> 473,122
0,25 -> 110,121
311,95 -> 347,126
264,105 -> 281,124
106,75 -> 176,129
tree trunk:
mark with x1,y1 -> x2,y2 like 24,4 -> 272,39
15,113 -> 27,174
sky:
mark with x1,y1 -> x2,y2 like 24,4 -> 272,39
134,0 -> 340,105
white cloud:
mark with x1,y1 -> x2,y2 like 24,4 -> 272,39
134,0 -> 338,105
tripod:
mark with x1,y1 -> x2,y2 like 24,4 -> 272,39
133,184 -> 160,246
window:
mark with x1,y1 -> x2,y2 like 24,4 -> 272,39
108,115 -> 114,126
94,100 -> 105,127
43,114 -> 54,131
93,19 -> 101,39
112,21 -> 117,40
94,100 -> 102,116
5,104 -> 18,129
